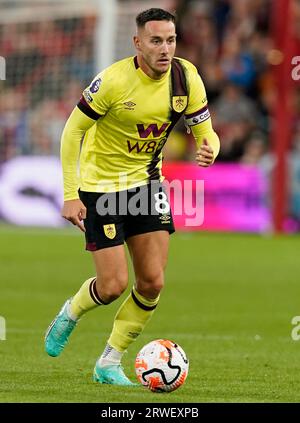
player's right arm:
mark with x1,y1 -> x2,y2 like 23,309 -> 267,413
60,71 -> 112,231
60,106 -> 96,231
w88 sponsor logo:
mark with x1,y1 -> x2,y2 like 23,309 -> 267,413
127,137 -> 167,154
126,122 -> 169,154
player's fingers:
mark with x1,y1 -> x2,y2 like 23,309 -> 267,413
62,212 -> 75,221
73,217 -> 86,232
196,160 -> 209,167
198,144 -> 213,154
196,153 -> 213,163
196,151 -> 213,159
196,153 -> 214,167
80,207 -> 87,220
62,213 -> 86,232
78,222 -> 86,233
197,146 -> 213,155
62,213 -> 72,221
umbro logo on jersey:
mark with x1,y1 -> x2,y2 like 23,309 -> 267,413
124,101 -> 136,110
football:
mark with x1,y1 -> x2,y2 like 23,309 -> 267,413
135,339 -> 189,392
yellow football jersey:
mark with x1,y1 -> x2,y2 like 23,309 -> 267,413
61,56 -> 219,199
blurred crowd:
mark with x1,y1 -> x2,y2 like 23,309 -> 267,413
0,15 -> 96,160
0,0 -> 299,168
165,0 -> 300,227
164,0 -> 300,167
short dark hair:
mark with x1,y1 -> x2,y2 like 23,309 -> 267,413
136,8 -> 176,28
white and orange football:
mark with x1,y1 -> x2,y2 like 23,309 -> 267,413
135,339 -> 189,393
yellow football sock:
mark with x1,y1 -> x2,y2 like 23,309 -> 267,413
107,286 -> 160,352
69,277 -> 104,320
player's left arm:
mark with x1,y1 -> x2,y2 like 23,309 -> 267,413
184,65 -> 220,167
189,116 -> 220,167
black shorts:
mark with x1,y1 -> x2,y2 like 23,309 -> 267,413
79,182 -> 175,251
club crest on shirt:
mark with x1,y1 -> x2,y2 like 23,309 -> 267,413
172,96 -> 187,113
89,78 -> 102,93
159,214 -> 171,223
103,224 -> 116,239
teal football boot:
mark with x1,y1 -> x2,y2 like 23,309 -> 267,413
93,362 -> 137,386
45,299 -> 77,357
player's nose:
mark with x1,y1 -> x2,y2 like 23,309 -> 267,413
160,41 -> 169,54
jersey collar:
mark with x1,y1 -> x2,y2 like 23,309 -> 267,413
133,56 -> 171,83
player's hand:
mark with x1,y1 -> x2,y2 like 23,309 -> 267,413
195,139 -> 214,167
61,199 -> 86,232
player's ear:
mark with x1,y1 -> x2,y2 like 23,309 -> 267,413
133,35 -> 141,51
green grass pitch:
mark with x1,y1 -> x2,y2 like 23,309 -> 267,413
1,225 -> 300,403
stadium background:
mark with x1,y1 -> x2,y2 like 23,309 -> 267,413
1,0 -> 300,404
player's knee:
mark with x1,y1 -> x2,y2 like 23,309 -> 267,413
136,271 -> 164,299
96,274 -> 128,304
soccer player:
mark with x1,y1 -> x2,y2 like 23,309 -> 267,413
45,8 -> 220,386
